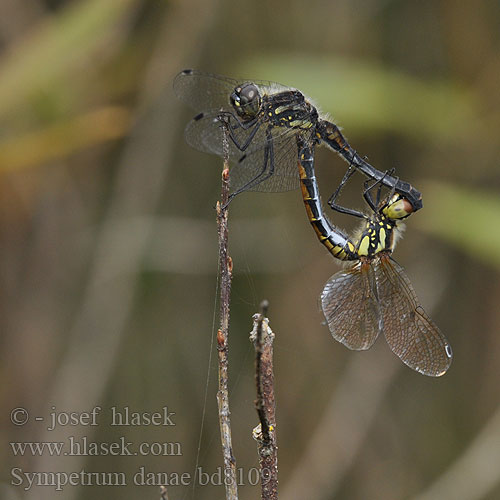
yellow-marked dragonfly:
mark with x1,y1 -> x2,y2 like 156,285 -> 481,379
296,136 -> 452,376
174,70 -> 422,211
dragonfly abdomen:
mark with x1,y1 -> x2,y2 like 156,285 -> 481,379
298,144 -> 357,261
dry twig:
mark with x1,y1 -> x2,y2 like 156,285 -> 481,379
251,300 -> 278,500
159,485 -> 169,500
215,123 -> 238,500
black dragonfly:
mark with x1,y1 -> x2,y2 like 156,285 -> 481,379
173,69 -> 422,211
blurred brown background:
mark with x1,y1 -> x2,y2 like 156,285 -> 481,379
1,1 -> 500,499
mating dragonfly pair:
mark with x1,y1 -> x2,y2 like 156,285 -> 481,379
174,69 -> 452,377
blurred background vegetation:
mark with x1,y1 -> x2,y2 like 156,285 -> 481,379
1,1 -> 500,499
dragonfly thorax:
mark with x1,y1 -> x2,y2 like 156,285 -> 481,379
230,83 -> 261,120
356,217 -> 397,257
264,91 -> 319,130
355,194 -> 413,257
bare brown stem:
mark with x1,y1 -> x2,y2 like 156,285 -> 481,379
251,300 -> 278,500
159,485 -> 169,500
216,124 -> 238,500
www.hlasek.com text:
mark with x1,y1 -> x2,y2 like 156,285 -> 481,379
10,436 -> 182,457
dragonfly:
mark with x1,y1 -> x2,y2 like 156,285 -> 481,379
174,69 -> 423,212
296,135 -> 452,376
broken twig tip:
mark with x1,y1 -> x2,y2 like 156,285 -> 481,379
160,485 -> 169,500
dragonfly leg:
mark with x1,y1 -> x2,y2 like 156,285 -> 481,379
326,164 -> 368,220
362,168 -> 398,211
221,127 -> 276,208
218,110 -> 258,131
318,120 -> 422,211
218,112 -> 261,152
352,153 -> 422,210
363,167 -> 396,195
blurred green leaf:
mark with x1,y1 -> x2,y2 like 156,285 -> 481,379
237,54 -> 478,142
414,180 -> 500,270
0,0 -> 137,121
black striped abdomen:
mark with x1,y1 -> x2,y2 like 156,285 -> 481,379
297,139 -> 357,261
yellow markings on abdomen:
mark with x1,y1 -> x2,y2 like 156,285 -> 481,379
297,161 -> 307,180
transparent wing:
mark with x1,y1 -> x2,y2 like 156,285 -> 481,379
184,111 -> 302,193
229,133 -> 300,192
173,70 -> 240,112
376,255 -> 453,377
320,262 -> 381,350
173,69 -> 294,113
175,70 -> 308,193
183,110 -> 293,157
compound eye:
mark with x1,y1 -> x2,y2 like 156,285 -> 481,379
384,196 -> 414,220
230,83 -> 261,119
239,83 -> 259,106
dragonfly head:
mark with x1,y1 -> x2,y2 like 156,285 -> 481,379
382,193 -> 414,221
230,83 -> 261,120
